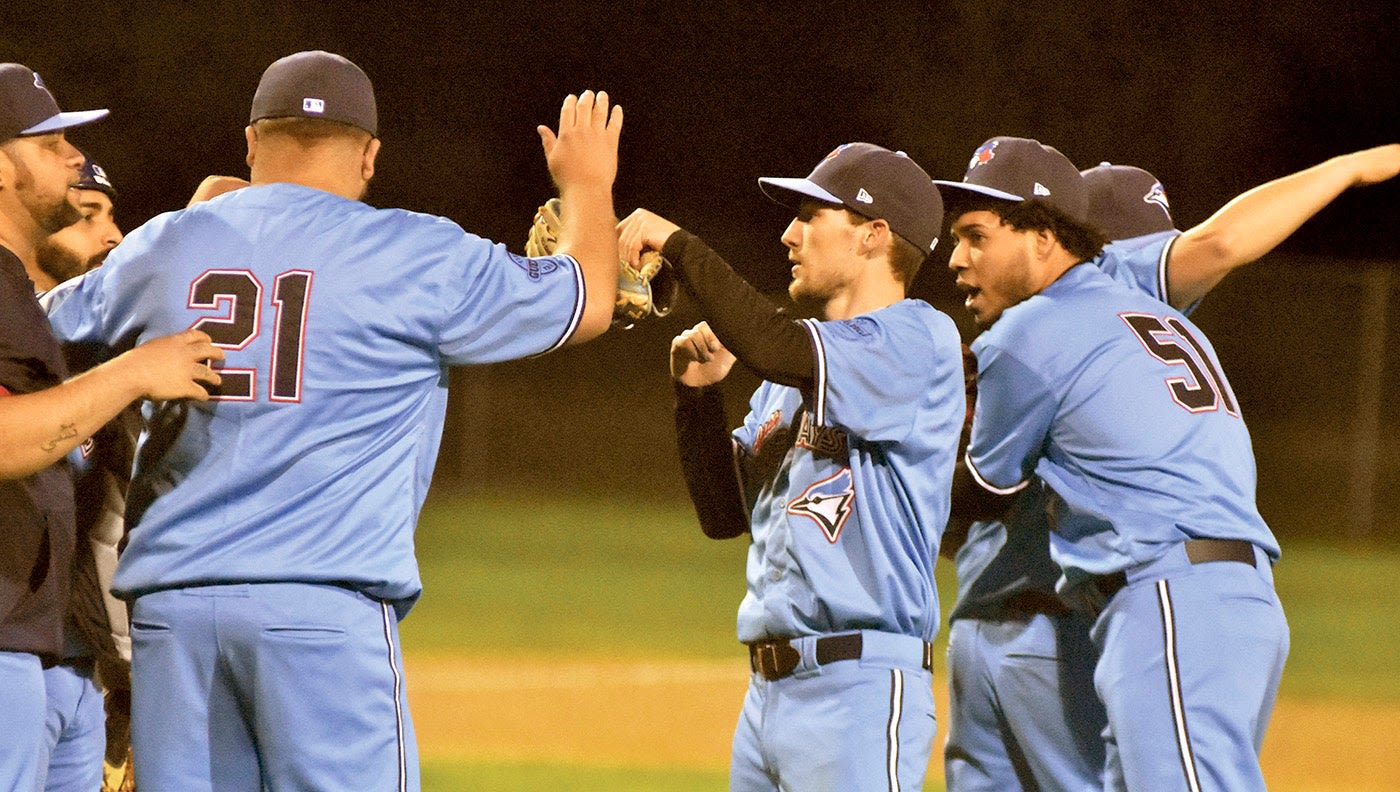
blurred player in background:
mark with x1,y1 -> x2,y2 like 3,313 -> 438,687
37,151 -> 140,792
32,152 -> 122,291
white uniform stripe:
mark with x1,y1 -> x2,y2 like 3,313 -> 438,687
800,318 -> 827,425
1156,580 -> 1202,792
536,254 -> 587,356
964,450 -> 1032,496
886,669 -> 904,792
381,602 -> 408,792
1157,235 -> 1177,305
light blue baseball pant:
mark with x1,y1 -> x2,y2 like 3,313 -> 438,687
130,582 -> 418,792
944,610 -> 1105,792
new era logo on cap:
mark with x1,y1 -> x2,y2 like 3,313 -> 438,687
856,188 -> 874,204
303,98 -> 325,114
1033,182 -> 1051,196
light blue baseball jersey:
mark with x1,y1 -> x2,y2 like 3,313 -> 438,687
44,183 -> 584,613
732,299 -> 964,644
949,230 -> 1183,621
966,263 -> 1278,589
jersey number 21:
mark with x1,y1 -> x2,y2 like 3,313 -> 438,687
188,269 -> 312,403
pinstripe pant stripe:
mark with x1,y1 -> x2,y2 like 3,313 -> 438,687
1157,580 -> 1202,792
886,669 -> 904,792
381,602 -> 408,792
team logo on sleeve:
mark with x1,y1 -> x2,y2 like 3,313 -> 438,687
1143,182 -> 1170,214
509,252 -> 561,282
752,409 -> 784,455
787,467 -> 855,543
967,140 -> 999,171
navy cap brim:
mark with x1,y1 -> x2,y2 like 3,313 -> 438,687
758,176 -> 843,209
931,179 -> 1022,203
21,108 -> 110,135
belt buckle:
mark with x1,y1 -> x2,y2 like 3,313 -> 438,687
753,640 -> 801,680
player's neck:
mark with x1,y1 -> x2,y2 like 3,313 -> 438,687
1031,248 -> 1083,294
0,206 -> 42,275
822,275 -> 905,321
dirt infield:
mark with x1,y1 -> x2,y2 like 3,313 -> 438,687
407,653 -> 1400,791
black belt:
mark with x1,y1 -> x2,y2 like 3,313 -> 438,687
1003,590 -> 1072,617
747,633 -> 934,681
1092,538 -> 1257,603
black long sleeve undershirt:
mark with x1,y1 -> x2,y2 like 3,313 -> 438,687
660,229 -> 814,390
673,382 -> 750,539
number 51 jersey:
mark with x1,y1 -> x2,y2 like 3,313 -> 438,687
965,263 -> 1279,589
43,183 -> 586,612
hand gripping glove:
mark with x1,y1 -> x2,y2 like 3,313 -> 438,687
526,197 -> 678,328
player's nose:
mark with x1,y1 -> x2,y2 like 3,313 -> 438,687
780,218 -> 802,250
947,240 -> 969,270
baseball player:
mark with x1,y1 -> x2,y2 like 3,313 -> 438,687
0,63 -> 221,792
32,151 -> 122,291
43,51 -> 623,791
941,140 -> 1400,792
36,151 -> 138,792
936,137 -> 1289,792
942,160 -> 1174,792
619,142 -> 965,791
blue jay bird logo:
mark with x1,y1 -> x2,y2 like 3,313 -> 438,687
787,467 -> 855,543
1144,181 -> 1170,214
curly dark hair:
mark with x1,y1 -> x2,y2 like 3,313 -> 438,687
949,196 -> 1108,262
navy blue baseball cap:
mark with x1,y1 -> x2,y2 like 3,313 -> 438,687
250,51 -> 377,137
934,136 -> 1088,224
0,63 -> 109,142
76,150 -> 116,198
1081,162 -> 1173,241
760,142 -> 944,254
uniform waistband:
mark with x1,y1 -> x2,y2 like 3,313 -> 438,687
746,630 -> 933,681
1084,538 -> 1267,616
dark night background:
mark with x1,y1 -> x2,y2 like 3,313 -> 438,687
4,1 -> 1397,537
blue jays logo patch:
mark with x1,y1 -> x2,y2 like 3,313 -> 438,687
510,252 -> 561,282
752,409 -> 783,456
967,140 -> 999,171
824,143 -> 853,161
1143,181 -> 1170,214
787,467 -> 855,543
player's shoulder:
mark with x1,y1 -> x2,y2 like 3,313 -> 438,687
1095,229 -> 1181,268
820,299 -> 959,349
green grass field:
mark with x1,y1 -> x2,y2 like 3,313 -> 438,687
404,492 -> 1400,790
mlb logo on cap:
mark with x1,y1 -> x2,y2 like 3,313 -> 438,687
250,51 -> 378,137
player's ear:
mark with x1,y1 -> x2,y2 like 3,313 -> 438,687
361,137 -> 380,182
1031,226 -> 1059,261
245,125 -> 258,169
860,218 -> 891,258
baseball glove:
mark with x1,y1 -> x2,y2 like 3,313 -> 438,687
525,197 -> 677,328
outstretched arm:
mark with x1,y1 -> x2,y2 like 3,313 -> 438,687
0,329 -> 223,479
1167,143 -> 1400,308
537,91 -> 623,345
